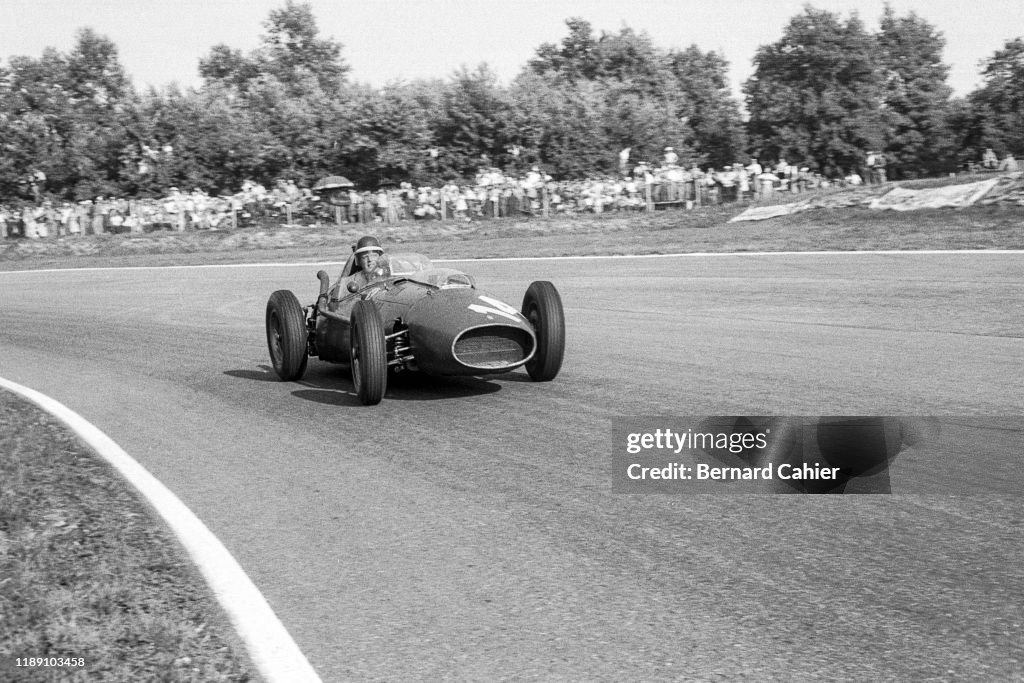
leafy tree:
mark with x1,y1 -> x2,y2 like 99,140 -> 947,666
65,28 -> 132,105
198,45 -> 261,92
509,72 -> 613,177
524,18 -> 746,172
744,7 -> 884,175
0,30 -> 137,199
667,47 -> 747,168
257,0 -> 349,95
60,29 -> 137,197
529,18 -> 600,82
876,6 -> 955,177
199,1 -> 347,96
127,85 -> 279,194
432,65 -> 514,178
341,82 -> 440,186
965,37 -> 1024,158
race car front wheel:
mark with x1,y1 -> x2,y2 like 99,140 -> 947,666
266,290 -> 308,381
350,299 -> 387,405
522,281 -> 565,382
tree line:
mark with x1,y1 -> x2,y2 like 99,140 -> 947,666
1,1 -> 1021,202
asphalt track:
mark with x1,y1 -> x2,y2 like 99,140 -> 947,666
1,252 -> 1022,680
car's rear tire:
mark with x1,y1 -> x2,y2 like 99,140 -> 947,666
266,290 -> 308,381
522,281 -> 565,382
350,299 -> 387,405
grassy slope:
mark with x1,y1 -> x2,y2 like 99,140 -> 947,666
0,395 -> 256,682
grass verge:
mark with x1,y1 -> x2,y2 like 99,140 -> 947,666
0,392 -> 256,682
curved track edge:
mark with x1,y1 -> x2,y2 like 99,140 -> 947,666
0,376 -> 322,683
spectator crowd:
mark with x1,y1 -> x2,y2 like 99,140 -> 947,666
1,147 -> 1013,240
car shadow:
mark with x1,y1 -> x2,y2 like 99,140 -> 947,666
225,365 -> 508,404
225,367 -> 281,382
385,372 -> 505,402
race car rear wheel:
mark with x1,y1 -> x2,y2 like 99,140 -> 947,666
266,290 -> 308,381
350,299 -> 387,405
522,281 -> 565,382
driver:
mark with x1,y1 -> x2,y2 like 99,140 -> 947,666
342,235 -> 387,290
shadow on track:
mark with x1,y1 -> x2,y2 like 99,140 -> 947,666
224,368 -> 280,382
224,365 -> 508,404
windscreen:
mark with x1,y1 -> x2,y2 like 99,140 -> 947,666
383,253 -> 474,288
384,253 -> 432,276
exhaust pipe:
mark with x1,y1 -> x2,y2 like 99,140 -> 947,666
316,270 -> 331,310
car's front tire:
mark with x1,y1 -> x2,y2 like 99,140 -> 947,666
522,281 -> 565,382
350,299 -> 387,405
266,290 -> 308,381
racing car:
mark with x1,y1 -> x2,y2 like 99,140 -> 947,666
265,250 -> 565,405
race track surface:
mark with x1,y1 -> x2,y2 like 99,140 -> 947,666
2,253 -> 1022,680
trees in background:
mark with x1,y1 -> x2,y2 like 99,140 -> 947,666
667,47 -> 747,169
0,29 -> 136,199
2,2 -> 1022,202
431,66 -> 515,178
744,7 -> 886,177
876,6 -> 955,177
743,5 -> 984,178
524,19 -> 746,174
199,0 -> 348,96
959,38 -> 1024,160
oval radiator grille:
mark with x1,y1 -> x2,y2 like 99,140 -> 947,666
454,327 -> 532,368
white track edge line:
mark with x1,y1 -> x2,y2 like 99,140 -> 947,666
1,249 -> 1022,275
0,376 -> 322,683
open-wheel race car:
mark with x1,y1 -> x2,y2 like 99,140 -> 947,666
265,248 -> 565,405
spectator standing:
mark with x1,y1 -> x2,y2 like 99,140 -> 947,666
453,188 -> 470,221
758,169 -> 778,199
109,207 -> 125,233
91,198 -> 106,234
622,176 -> 639,210
386,191 -> 402,224
346,189 -> 360,223
27,204 -> 44,238
664,164 -> 685,202
524,166 -> 544,213
703,168 -> 719,205
865,151 -> 877,184
746,158 -> 763,198
797,167 -> 811,193
736,163 -> 750,200
60,202 -> 75,236
717,167 -> 736,202
618,148 -> 631,176
982,148 -> 999,170
375,188 -> 389,222
29,170 -> 45,203
874,152 -> 887,183
774,159 -> 790,192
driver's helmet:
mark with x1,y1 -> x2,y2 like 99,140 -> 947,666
353,235 -> 383,256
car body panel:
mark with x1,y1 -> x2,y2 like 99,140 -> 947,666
312,253 -> 537,375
